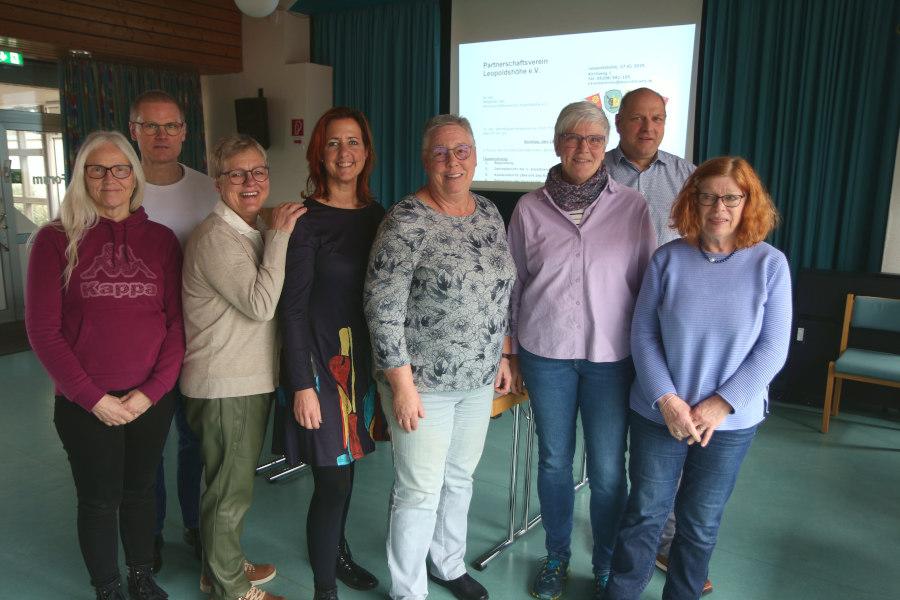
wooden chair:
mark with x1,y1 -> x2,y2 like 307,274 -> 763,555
821,294 -> 900,433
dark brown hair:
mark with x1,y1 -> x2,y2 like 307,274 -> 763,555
304,107 -> 376,204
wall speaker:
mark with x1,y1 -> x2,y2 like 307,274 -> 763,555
235,89 -> 270,149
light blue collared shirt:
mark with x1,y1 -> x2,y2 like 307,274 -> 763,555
604,146 -> 696,246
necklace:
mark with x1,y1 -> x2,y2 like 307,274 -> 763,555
699,246 -> 738,264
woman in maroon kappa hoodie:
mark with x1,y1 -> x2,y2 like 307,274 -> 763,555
26,131 -> 183,600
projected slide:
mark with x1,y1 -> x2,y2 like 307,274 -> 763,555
458,24 -> 696,187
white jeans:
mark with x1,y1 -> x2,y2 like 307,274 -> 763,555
380,382 -> 494,600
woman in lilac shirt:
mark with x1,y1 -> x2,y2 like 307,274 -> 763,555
507,101 -> 656,600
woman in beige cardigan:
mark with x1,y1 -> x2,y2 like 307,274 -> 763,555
180,134 -> 305,600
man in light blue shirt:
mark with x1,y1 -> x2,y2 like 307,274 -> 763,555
604,87 -> 695,246
603,87 -> 714,595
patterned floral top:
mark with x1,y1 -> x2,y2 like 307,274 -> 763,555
364,193 -> 517,392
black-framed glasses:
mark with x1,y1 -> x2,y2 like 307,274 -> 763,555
131,121 -> 185,136
85,164 -> 133,179
559,133 -> 606,149
220,166 -> 270,185
695,192 -> 745,207
430,144 -> 473,162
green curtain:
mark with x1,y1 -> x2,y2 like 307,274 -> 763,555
697,0 -> 900,273
310,0 -> 440,208
61,56 -> 207,178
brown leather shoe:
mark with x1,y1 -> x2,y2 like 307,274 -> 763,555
201,562 -> 277,594
655,554 -> 713,595
243,561 -> 276,586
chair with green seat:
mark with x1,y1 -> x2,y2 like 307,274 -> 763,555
821,293 -> 900,433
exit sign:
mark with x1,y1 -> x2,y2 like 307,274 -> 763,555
0,51 -> 23,66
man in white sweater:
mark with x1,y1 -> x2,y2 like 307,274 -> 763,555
129,89 -> 218,572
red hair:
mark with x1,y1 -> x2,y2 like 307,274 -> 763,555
670,156 -> 779,249
303,107 -> 376,204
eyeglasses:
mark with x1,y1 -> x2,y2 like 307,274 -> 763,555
430,144 -> 473,162
695,192 -> 745,207
559,133 -> 606,149
85,164 -> 133,179
131,121 -> 185,136
220,166 -> 270,185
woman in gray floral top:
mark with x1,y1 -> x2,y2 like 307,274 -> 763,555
364,114 -> 516,600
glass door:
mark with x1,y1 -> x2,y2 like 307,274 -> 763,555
0,86 -> 63,324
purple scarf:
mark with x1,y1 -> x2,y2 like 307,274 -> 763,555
544,163 -> 609,212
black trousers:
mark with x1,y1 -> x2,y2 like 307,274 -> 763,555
308,463 -> 355,590
54,392 -> 175,586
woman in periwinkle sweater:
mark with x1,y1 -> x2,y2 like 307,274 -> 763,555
603,157 -> 792,600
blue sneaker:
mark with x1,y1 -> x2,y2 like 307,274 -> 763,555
593,572 -> 609,599
531,556 -> 569,600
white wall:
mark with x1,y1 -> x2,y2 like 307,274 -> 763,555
201,11 -> 332,206
883,130 -> 900,274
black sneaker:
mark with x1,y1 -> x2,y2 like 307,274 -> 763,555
335,540 -> 378,590
128,565 -> 168,600
95,577 -> 126,600
428,572 -> 489,600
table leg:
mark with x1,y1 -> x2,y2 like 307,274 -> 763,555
472,403 -> 522,570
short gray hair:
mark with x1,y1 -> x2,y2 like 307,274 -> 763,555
210,134 -> 267,177
553,101 -> 610,141
421,114 -> 475,160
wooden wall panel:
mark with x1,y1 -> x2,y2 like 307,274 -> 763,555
0,0 -> 242,74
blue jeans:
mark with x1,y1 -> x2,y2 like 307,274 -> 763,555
604,412 -> 757,600
519,348 -> 634,575
380,383 -> 494,600
154,390 -> 202,533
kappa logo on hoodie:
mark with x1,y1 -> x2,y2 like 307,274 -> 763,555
80,242 -> 159,299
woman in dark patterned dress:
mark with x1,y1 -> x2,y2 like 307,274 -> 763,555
279,107 -> 384,600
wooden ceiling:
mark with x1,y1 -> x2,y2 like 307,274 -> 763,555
0,0 -> 243,74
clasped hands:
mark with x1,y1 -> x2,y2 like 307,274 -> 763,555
90,390 -> 153,426
660,393 -> 731,447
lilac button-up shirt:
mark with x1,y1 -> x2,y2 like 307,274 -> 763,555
508,177 -> 656,362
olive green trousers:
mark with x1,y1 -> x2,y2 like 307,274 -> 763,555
185,393 -> 271,600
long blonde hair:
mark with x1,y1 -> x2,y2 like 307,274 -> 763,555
53,131 -> 145,287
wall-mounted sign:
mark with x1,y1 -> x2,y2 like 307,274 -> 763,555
292,118 -> 304,145
0,51 -> 23,66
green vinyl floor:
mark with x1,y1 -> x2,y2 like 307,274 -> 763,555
3,350 -> 898,600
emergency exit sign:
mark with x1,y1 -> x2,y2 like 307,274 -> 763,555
0,51 -> 23,66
